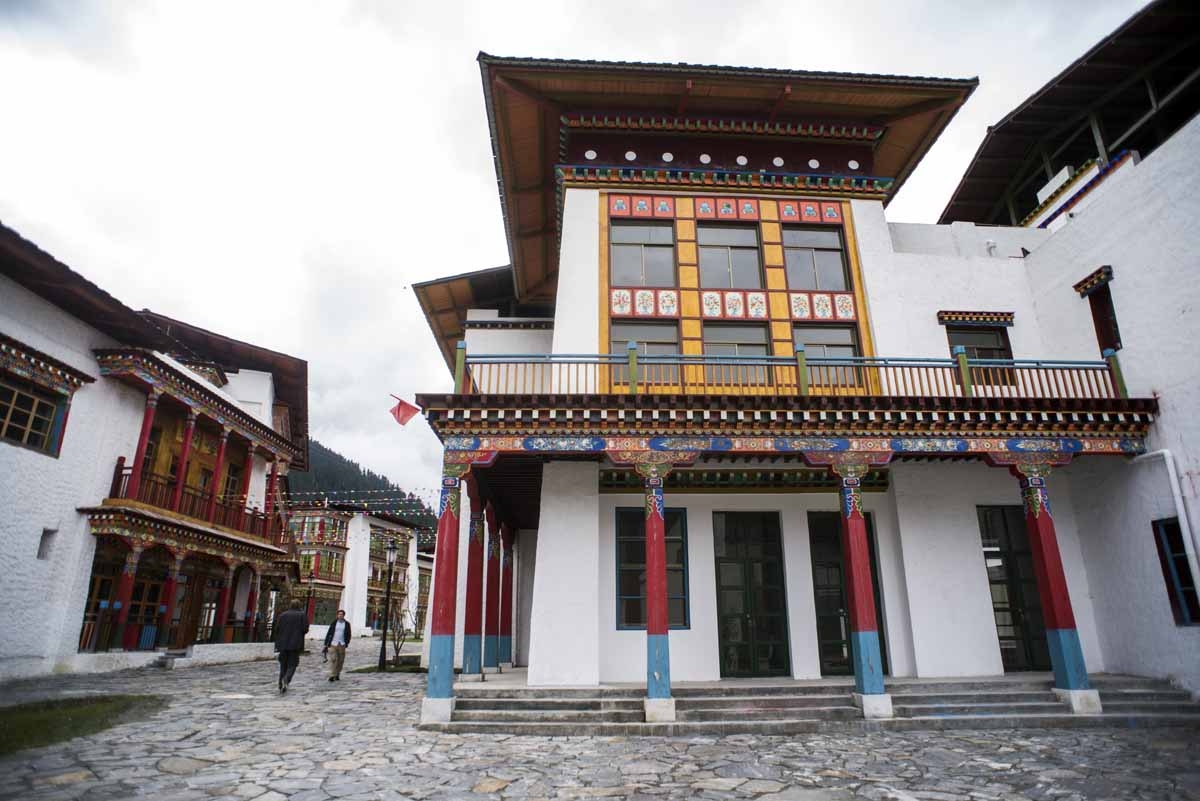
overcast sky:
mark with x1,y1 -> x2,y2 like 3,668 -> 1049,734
0,0 -> 1147,506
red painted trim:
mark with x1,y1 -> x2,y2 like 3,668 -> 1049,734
462,478 -> 485,637
127,393 -> 159,499
839,479 -> 878,634
644,480 -> 669,636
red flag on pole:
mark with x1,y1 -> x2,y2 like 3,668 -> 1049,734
389,395 -> 420,426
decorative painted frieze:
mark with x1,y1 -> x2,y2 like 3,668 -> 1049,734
0,333 -> 94,397
937,310 -> 1014,327
610,194 -> 849,222
1072,266 -> 1113,297
610,288 -> 681,319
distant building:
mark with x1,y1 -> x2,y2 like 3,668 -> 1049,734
412,0 -> 1200,726
0,223 -> 309,678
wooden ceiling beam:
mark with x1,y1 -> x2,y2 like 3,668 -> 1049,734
875,94 -> 962,124
767,84 -> 792,123
493,74 -> 558,112
675,79 -> 694,116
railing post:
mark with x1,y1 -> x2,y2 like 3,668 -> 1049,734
110,456 -> 126,498
453,341 -> 467,394
794,346 -> 809,396
1102,348 -> 1127,398
953,345 -> 973,398
627,342 -> 639,394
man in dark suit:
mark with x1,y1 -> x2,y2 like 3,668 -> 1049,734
323,609 -> 352,681
273,598 -> 309,693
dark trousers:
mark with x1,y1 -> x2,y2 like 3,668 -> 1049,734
278,650 -> 301,684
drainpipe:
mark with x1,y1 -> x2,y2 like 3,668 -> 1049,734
1130,450 -> 1200,592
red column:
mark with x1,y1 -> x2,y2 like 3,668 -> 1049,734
427,465 -> 466,701
462,477 -> 485,674
306,590 -> 317,624
212,565 -> 234,644
111,544 -> 144,650
499,523 -> 515,665
642,468 -> 671,699
263,458 -> 279,540
126,392 -> 160,499
483,503 -> 501,669
157,552 -> 185,647
237,446 -> 255,531
206,428 -> 230,523
244,569 -> 260,642
170,409 -> 198,512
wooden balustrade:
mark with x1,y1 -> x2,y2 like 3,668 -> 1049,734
460,353 -> 1121,400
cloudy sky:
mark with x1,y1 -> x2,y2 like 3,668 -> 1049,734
0,0 -> 1147,505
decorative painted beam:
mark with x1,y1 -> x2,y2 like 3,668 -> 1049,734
561,111 -> 884,141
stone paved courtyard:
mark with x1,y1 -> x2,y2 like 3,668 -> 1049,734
0,646 -> 1197,801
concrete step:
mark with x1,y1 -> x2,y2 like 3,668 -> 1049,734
674,694 -> 852,709
672,683 -> 853,698
1099,700 -> 1200,714
890,691 -> 1055,705
677,705 -> 861,722
1088,675 -> 1177,690
888,680 -> 1052,695
896,702 -> 1066,717
454,687 -> 646,700
455,698 -> 644,711
454,709 -> 645,723
1099,690 -> 1194,703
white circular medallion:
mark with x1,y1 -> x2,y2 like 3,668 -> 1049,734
699,153 -> 711,164
848,159 -> 860,170
584,149 -> 597,161
662,152 -> 674,163
736,155 -> 749,166
772,156 -> 785,167
625,151 -> 637,161
808,158 -> 820,169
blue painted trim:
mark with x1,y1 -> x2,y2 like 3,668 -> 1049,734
647,633 -> 671,698
614,507 -> 690,631
1046,628 -> 1090,690
462,634 -> 482,674
849,630 -> 885,695
483,635 -> 499,668
498,635 -> 512,664
426,635 -> 455,699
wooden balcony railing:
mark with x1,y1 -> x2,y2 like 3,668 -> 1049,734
455,350 -> 1127,401
108,462 -> 282,546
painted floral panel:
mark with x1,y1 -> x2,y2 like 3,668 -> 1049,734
747,292 -> 768,318
634,289 -> 657,316
701,291 -> 724,317
790,293 -> 811,319
834,293 -> 856,320
653,197 -> 675,218
780,201 -> 801,220
657,290 -> 679,316
724,292 -> 746,318
812,293 -> 834,319
611,289 -> 633,316
610,196 -> 631,216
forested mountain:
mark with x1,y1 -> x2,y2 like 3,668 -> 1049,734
287,438 -> 435,530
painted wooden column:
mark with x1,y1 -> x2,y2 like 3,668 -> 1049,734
157,551 -> 186,647
498,522 -> 515,667
483,503 -> 502,670
834,465 -> 886,696
170,409 -> 198,512
206,427 -> 230,523
212,565 -> 235,644
640,463 -> 673,720
424,463 -> 469,722
462,477 -> 486,676
244,569 -> 260,642
111,543 -> 145,650
263,458 -> 279,539
127,391 -> 160,499
237,445 -> 255,531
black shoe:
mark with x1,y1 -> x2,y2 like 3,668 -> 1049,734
329,676 -> 336,682
281,681 -> 288,694
334,675 -> 340,681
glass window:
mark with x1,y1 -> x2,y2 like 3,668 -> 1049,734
793,325 -> 860,359
1153,518 -> 1200,626
0,377 -> 58,453
784,227 -> 848,291
703,324 -> 770,385
610,222 -> 676,287
946,326 -> 1012,360
616,508 -> 689,628
698,225 -> 762,289
611,322 -> 680,384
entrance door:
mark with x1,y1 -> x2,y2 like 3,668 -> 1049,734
714,512 -> 790,677
808,512 -> 888,676
978,506 -> 1050,671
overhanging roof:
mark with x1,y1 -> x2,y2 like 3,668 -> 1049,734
412,264 -> 519,369
939,0 -> 1198,224
478,53 -> 977,303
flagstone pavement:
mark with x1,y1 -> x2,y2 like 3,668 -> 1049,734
0,646 -> 1198,801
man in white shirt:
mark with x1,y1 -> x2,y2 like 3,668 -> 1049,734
323,609 -> 352,681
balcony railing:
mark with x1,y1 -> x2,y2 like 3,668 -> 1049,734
456,351 -> 1127,400
108,461 -> 283,546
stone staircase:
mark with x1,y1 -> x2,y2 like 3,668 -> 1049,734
420,675 -> 1200,735
153,648 -> 189,669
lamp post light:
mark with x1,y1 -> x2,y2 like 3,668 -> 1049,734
378,537 -> 398,672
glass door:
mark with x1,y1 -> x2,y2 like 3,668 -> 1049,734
978,506 -> 1050,671
714,511 -> 790,677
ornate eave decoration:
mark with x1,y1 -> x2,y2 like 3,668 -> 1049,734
557,165 -> 892,196
937,310 -> 1015,327
83,506 -> 285,568
562,112 -> 885,142
0,332 -> 94,396
94,348 -> 296,458
1073,266 -> 1114,297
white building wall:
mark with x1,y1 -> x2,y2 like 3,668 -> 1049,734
341,515 -> 372,633
0,275 -> 145,679
528,461 -> 600,685
222,369 -> 275,428
552,188 -> 602,357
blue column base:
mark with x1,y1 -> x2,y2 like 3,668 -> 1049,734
1047,628 -> 1090,690
647,633 -> 671,699
426,634 -> 455,699
498,635 -> 512,664
483,635 -> 499,668
462,634 -> 482,674
850,630 -> 885,695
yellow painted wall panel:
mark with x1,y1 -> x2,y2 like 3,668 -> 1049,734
676,219 -> 696,241
678,242 -> 697,266
760,200 -> 779,221
761,221 -> 782,244
681,319 -> 702,339
772,340 -> 793,357
682,339 -> 704,356
681,290 -> 700,318
766,267 -> 787,290
679,265 -> 698,287
764,244 -> 784,267
676,198 -> 695,218
771,321 -> 793,341
769,292 -> 789,319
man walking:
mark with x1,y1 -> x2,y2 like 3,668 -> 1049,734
273,598 -> 308,694
324,609 -> 352,681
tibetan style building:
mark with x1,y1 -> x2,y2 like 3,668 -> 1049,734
410,3 -> 1199,730
0,224 -> 309,677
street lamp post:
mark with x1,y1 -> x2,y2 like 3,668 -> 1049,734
378,537 -> 398,672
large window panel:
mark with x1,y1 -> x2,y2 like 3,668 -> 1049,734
784,227 -> 848,291
616,507 -> 689,629
703,323 -> 770,385
610,321 -> 680,384
0,377 -> 58,453
698,225 -> 762,289
610,222 -> 676,287
945,326 -> 1013,360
